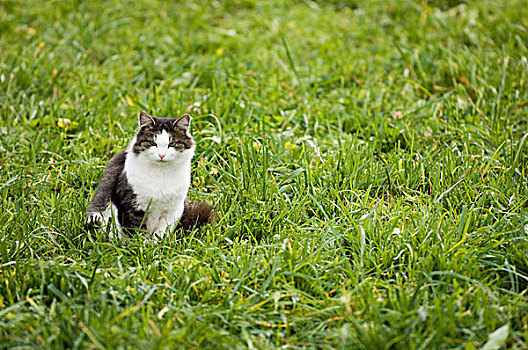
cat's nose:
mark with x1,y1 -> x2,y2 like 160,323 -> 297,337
159,153 -> 166,159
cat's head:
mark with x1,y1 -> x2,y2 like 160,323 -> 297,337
131,111 -> 196,163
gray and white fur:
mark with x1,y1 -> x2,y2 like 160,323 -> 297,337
86,111 -> 213,239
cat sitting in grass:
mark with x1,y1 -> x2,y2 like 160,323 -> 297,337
86,111 -> 213,239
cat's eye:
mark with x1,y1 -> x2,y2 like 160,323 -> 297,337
147,141 -> 157,147
169,141 -> 179,148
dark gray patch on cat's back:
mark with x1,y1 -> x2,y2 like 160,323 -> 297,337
87,150 -> 127,214
86,150 -> 146,235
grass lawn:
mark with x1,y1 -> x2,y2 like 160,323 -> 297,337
1,0 -> 528,348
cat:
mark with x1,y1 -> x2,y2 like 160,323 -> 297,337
86,111 -> 213,239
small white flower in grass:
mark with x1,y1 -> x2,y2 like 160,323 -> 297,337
457,97 -> 467,108
291,295 -> 299,307
273,291 -> 281,311
300,136 -> 320,157
172,72 -> 193,86
57,118 -> 71,128
281,238 -> 289,252
280,129 -> 294,137
339,291 -> 351,304
418,306 -> 427,321
221,29 -> 237,37
392,227 -> 401,237
273,234 -> 281,241
208,136 -> 221,144
339,324 -> 350,339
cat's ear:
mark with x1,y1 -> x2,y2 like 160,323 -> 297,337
138,111 -> 155,128
173,114 -> 191,131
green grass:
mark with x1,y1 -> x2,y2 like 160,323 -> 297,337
1,0 -> 527,348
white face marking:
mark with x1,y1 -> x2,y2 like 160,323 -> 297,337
156,131 -> 170,160
156,130 -> 170,148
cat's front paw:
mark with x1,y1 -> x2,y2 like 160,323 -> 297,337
143,234 -> 160,245
151,230 -> 165,242
86,213 -> 104,231
86,213 -> 124,240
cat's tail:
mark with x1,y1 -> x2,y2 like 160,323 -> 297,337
177,200 -> 214,232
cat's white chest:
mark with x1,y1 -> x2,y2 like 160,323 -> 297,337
124,151 -> 192,235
